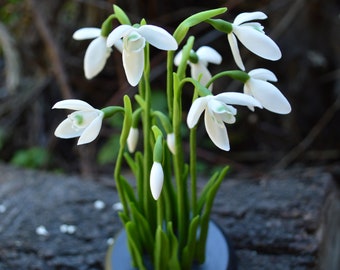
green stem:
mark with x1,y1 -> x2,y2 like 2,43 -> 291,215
166,50 -> 175,118
172,73 -> 189,250
114,96 -> 132,217
206,70 -> 250,89
141,43 -> 154,224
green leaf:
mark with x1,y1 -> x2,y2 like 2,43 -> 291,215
166,222 -> 181,269
182,215 -> 200,269
130,203 -> 155,255
154,226 -> 170,270
125,221 -> 146,269
195,165 -> 229,263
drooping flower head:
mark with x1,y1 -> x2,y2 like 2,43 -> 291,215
227,12 -> 282,70
150,161 -> 164,200
53,99 -> 104,145
244,68 -> 291,114
174,46 -> 222,90
107,24 -> 178,86
73,28 -> 123,79
187,92 -> 262,151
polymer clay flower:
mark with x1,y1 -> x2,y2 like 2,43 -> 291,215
244,68 -> 291,114
107,24 -> 178,86
174,46 -> 222,89
187,92 -> 262,151
53,99 -> 104,145
150,161 -> 164,200
227,12 -> 281,70
73,27 -> 123,79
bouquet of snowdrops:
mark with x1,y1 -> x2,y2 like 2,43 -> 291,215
52,5 -> 290,269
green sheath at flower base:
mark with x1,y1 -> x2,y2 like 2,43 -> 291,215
206,19 -> 233,34
113,5 -> 131,25
206,70 -> 250,89
101,106 -> 124,118
174,7 -> 227,44
100,14 -> 117,37
153,135 -> 163,163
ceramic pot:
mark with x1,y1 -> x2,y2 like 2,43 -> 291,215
105,221 -> 237,270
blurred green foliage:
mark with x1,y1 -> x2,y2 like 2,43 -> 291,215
0,0 -> 23,25
10,146 -> 50,169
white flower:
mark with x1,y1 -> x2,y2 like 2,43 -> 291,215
107,24 -> 178,86
166,133 -> 176,154
187,92 -> 262,151
53,99 -> 104,145
150,162 -> 164,200
244,68 -> 291,114
73,27 -> 123,79
127,127 -> 139,153
174,46 -> 222,90
227,12 -> 281,70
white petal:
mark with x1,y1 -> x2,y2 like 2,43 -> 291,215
113,38 -> 123,53
77,111 -> 104,145
204,110 -> 230,151
248,68 -> 277,82
52,99 -> 94,111
196,46 -> 222,65
150,162 -> 164,200
227,33 -> 245,70
84,37 -> 111,79
123,48 -> 144,86
174,50 -> 183,66
247,79 -> 291,114
187,96 -> 209,128
107,25 -> 133,47
233,11 -> 267,26
127,128 -> 139,153
191,63 -> 213,90
54,118 -> 83,138
138,25 -> 178,50
233,25 -> 281,60
216,92 -> 262,108
72,28 -> 101,40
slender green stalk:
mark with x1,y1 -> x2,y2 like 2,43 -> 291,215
172,73 -> 189,250
141,43 -> 154,224
114,96 -> 132,217
166,50 -> 175,118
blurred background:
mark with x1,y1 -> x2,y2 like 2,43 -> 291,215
0,0 -> 339,177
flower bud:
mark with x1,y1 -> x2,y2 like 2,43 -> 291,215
166,133 -> 176,154
150,162 -> 164,200
127,127 -> 139,153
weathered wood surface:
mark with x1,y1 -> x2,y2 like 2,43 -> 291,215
0,163 -> 338,270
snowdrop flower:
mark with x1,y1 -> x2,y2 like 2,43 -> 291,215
127,127 -> 139,153
150,162 -> 164,200
227,12 -> 281,70
244,68 -> 291,114
174,46 -> 222,89
107,24 -> 178,86
73,27 -> 123,79
187,92 -> 262,151
53,99 -> 104,145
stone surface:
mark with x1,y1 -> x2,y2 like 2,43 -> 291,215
0,163 -> 337,269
